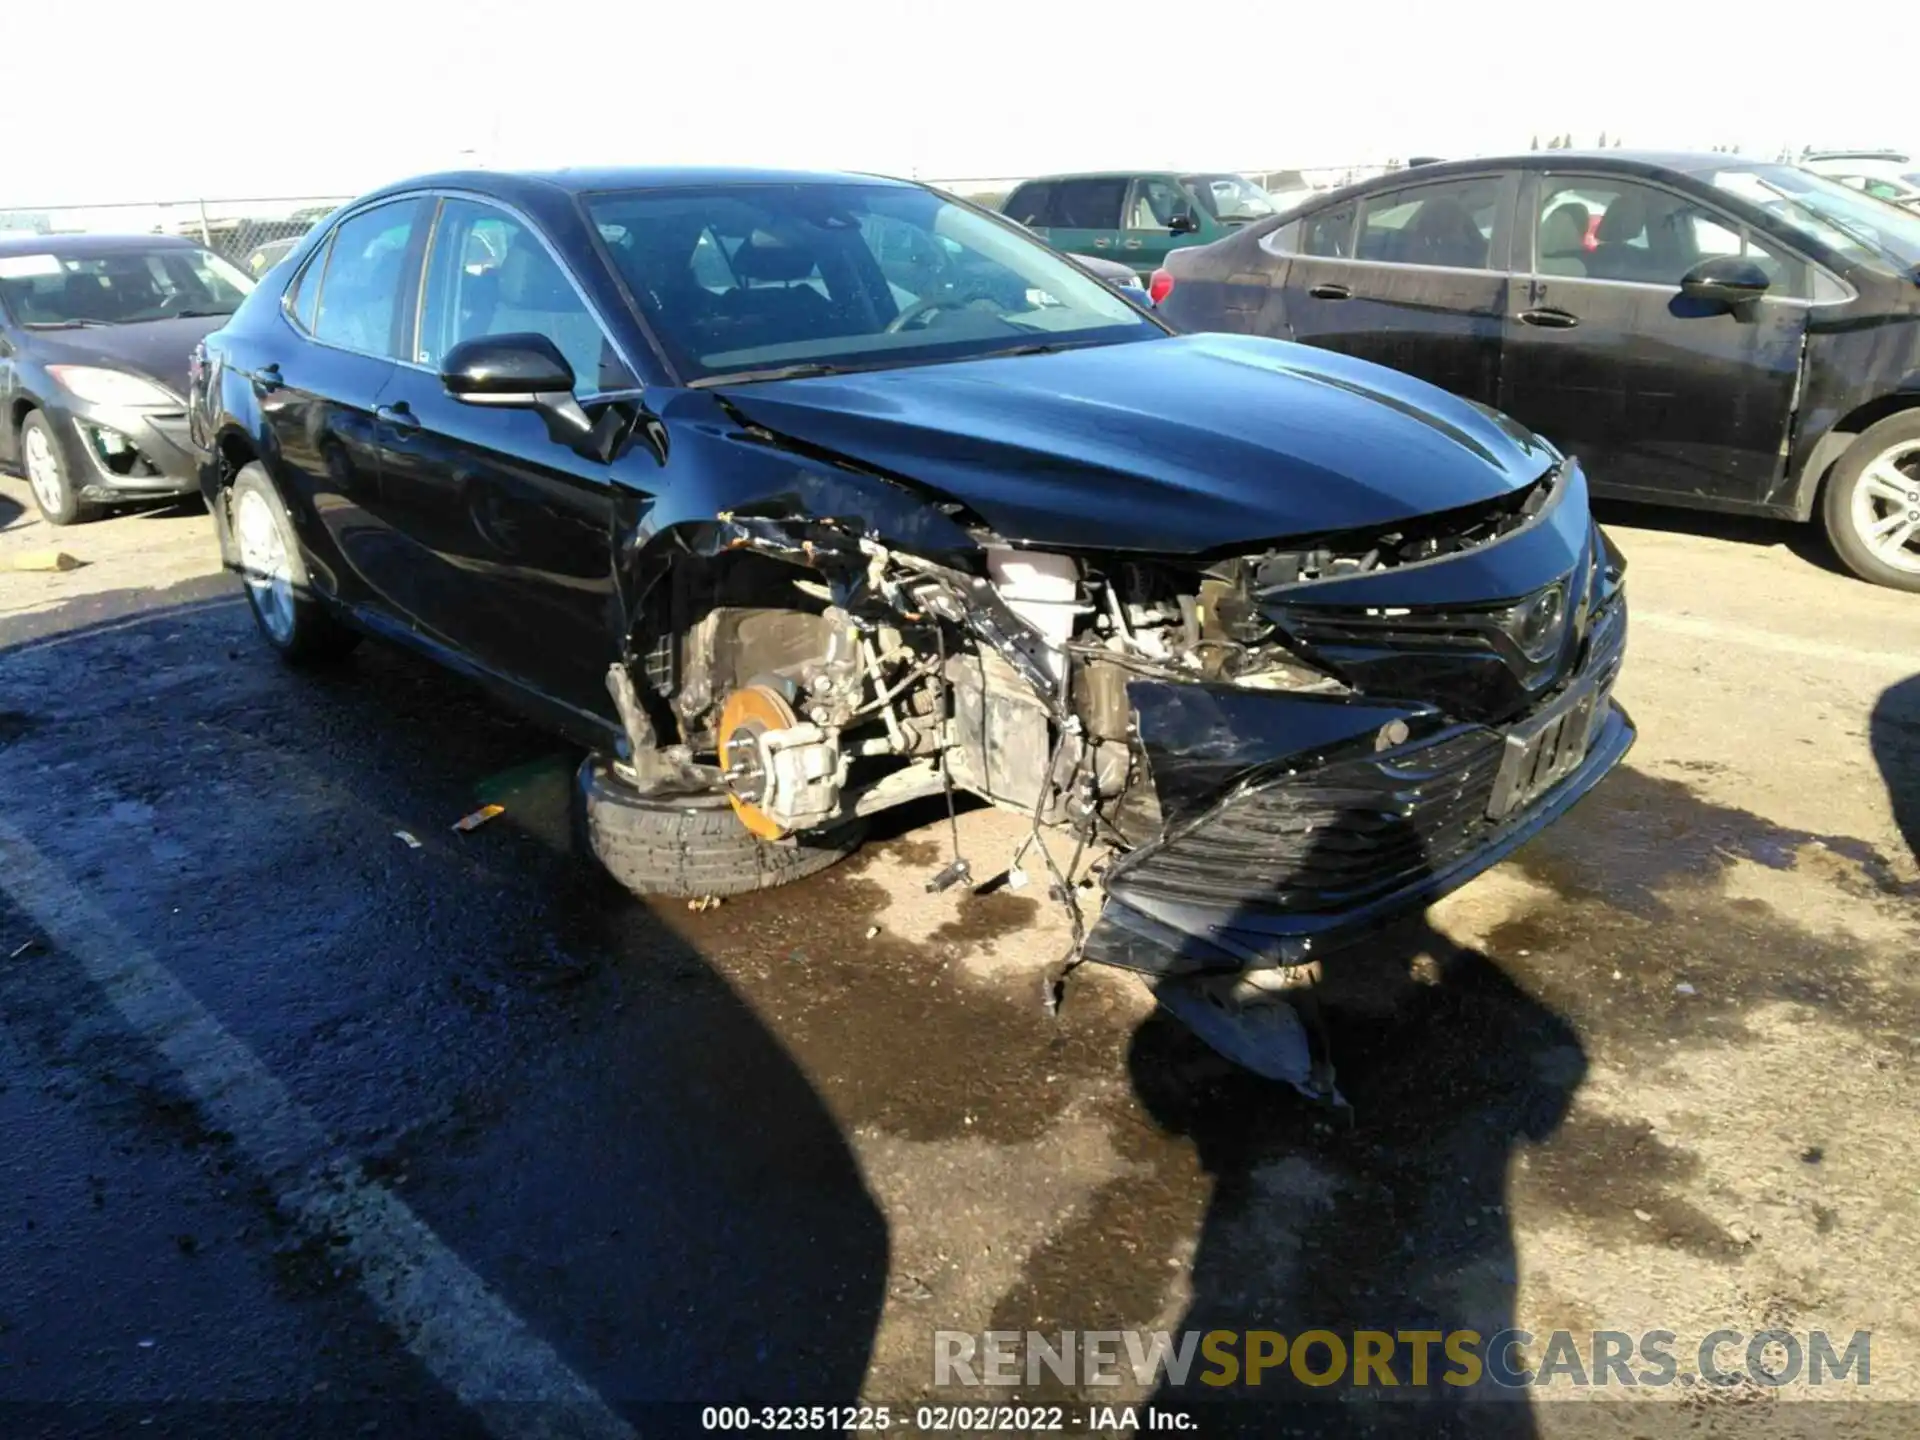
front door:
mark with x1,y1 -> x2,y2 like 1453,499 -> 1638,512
1500,172 -> 1812,509
1117,176 -> 1207,278
1276,173 -> 1514,409
374,197 -> 629,718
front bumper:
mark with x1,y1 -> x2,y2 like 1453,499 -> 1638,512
1083,699 -> 1632,974
1082,572 -> 1632,976
42,400 -> 200,502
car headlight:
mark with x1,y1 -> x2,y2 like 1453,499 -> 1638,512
45,365 -> 179,407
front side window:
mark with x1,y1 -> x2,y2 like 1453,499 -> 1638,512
1357,177 -> 1502,269
310,199 -> 427,358
417,198 -> 630,392
1125,178 -> 1190,230
1182,174 -> 1278,224
0,245 -> 252,327
585,182 -> 1158,382
1537,177 -> 1806,294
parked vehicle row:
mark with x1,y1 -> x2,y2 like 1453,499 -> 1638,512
1001,170 -> 1295,278
180,165 -> 1631,1083
1156,150 -> 1920,591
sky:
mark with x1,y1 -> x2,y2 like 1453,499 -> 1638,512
7,0 -> 1914,209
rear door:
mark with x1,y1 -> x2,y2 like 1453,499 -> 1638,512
1274,172 -> 1515,407
372,196 -> 633,717
259,196 -> 430,607
1500,171 -> 1813,509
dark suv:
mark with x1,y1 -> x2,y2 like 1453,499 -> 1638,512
190,166 -> 1629,1084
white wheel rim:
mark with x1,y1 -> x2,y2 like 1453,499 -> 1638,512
23,424 -> 64,515
1852,438 -> 1920,575
234,488 -> 296,644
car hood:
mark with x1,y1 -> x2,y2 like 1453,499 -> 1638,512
715,333 -> 1558,553
26,314 -> 231,401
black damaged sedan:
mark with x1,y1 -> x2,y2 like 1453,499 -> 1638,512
189,167 -> 1630,1083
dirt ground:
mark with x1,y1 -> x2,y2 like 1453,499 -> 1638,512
1,479 -> 1915,1438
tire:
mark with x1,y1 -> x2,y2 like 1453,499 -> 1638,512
19,411 -> 94,526
228,463 -> 361,664
576,753 -> 865,898
1823,411 -> 1920,593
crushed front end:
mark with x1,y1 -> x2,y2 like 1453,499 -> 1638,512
1083,459 -> 1632,976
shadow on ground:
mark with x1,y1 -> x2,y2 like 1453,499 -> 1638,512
0,584 -> 888,1425
1872,673 -> 1920,867
1590,497 -> 1840,577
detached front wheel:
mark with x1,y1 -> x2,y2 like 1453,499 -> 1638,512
1824,412 -> 1920,593
576,753 -> 864,898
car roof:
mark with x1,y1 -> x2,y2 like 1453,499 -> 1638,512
1334,150 -> 1777,185
367,165 -> 919,207
0,232 -> 204,257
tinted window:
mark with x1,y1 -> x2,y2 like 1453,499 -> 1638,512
311,199 -> 426,358
1048,178 -> 1128,229
1003,182 -> 1053,227
1537,178 -> 1807,295
584,182 -> 1155,381
1300,200 -> 1357,258
1357,177 -> 1501,269
1181,174 -> 1278,223
417,198 -> 630,392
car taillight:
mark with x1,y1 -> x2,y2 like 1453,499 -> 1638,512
1148,269 -> 1175,305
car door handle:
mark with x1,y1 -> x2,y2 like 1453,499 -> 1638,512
375,402 -> 420,432
1308,283 -> 1351,300
1121,239 -> 1143,250
255,362 -> 282,393
1092,238 -> 1112,248
1519,308 -> 1580,329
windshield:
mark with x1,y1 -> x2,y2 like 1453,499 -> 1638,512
0,245 -> 254,326
1182,174 -> 1279,223
584,182 -> 1159,382
1707,165 -> 1920,275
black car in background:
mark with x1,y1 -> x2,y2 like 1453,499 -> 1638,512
189,167 -> 1629,1079
0,234 -> 254,524
1156,151 -> 1920,591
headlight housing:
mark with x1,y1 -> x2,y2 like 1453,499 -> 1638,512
46,365 -> 179,408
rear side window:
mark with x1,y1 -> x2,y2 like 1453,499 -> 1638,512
286,235 -> 331,334
1124,178 -> 1190,230
1300,200 -> 1357,257
1003,182 -> 1054,227
1357,177 -> 1502,269
311,198 -> 428,358
1048,178 -> 1128,229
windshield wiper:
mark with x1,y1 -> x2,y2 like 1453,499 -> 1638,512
695,361 -> 868,386
987,338 -> 1122,359
168,309 -> 236,319
24,319 -> 108,330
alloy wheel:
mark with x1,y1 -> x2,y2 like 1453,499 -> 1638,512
23,423 -> 65,517
1850,438 -> 1920,576
234,488 -> 296,644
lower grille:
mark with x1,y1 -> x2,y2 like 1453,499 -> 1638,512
1117,727 -> 1506,912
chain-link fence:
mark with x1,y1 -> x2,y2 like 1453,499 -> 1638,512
0,197 -> 352,279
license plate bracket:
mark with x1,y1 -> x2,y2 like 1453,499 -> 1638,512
1486,674 -> 1608,822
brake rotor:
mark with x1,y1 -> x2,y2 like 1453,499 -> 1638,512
717,683 -> 800,840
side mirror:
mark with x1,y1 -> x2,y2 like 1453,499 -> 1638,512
1168,212 -> 1200,236
1678,256 -> 1771,309
441,332 -> 609,455
441,332 -> 576,404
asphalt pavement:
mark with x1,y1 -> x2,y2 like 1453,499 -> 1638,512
1,484 -> 1917,1438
